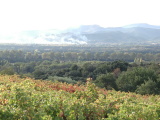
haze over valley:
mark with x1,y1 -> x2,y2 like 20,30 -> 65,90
0,0 -> 160,45
1,23 -> 160,45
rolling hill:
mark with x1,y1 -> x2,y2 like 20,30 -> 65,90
1,23 -> 160,45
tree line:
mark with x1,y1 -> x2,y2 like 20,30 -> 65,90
1,50 -> 160,63
0,44 -> 160,95
0,58 -> 160,95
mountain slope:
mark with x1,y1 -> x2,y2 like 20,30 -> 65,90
1,23 -> 160,45
123,23 -> 160,29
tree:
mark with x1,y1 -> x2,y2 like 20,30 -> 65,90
54,52 -> 62,61
116,67 -> 159,94
41,53 -> 51,60
49,51 -> 55,60
70,64 -> 78,71
20,62 -> 35,73
144,53 -> 154,61
33,52 -> 40,61
82,63 -> 96,73
136,79 -> 159,95
155,53 -> 160,62
111,60 -> 129,71
100,52 -> 109,61
93,63 -> 111,75
0,67 -> 14,75
94,52 -> 101,61
77,52 -> 85,61
110,53 -> 118,60
25,52 -> 33,61
33,69 -> 48,80
85,52 -> 93,61
95,73 -> 117,90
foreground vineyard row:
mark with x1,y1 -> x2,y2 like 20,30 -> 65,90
0,75 -> 160,120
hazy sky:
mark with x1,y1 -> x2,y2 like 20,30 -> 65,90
0,0 -> 160,32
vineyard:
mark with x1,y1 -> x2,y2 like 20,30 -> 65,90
0,75 -> 160,120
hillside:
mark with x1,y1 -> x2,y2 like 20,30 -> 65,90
0,75 -> 159,119
1,23 -> 160,45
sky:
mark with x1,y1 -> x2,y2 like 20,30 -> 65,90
0,0 -> 160,33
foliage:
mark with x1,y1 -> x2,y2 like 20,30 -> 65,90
95,73 -> 117,90
0,75 -> 160,119
111,60 -> 129,71
136,79 -> 159,95
0,68 -> 15,75
116,67 -> 160,94
1,44 -> 160,95
1,44 -> 160,63
46,76 -> 77,84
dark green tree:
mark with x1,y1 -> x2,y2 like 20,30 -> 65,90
111,60 -> 129,71
136,79 -> 159,95
95,73 -> 117,90
116,67 -> 159,94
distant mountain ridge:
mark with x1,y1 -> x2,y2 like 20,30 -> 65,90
122,23 -> 160,29
1,23 -> 160,45
81,23 -> 160,45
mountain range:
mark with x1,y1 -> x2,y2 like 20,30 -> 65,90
1,23 -> 160,45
